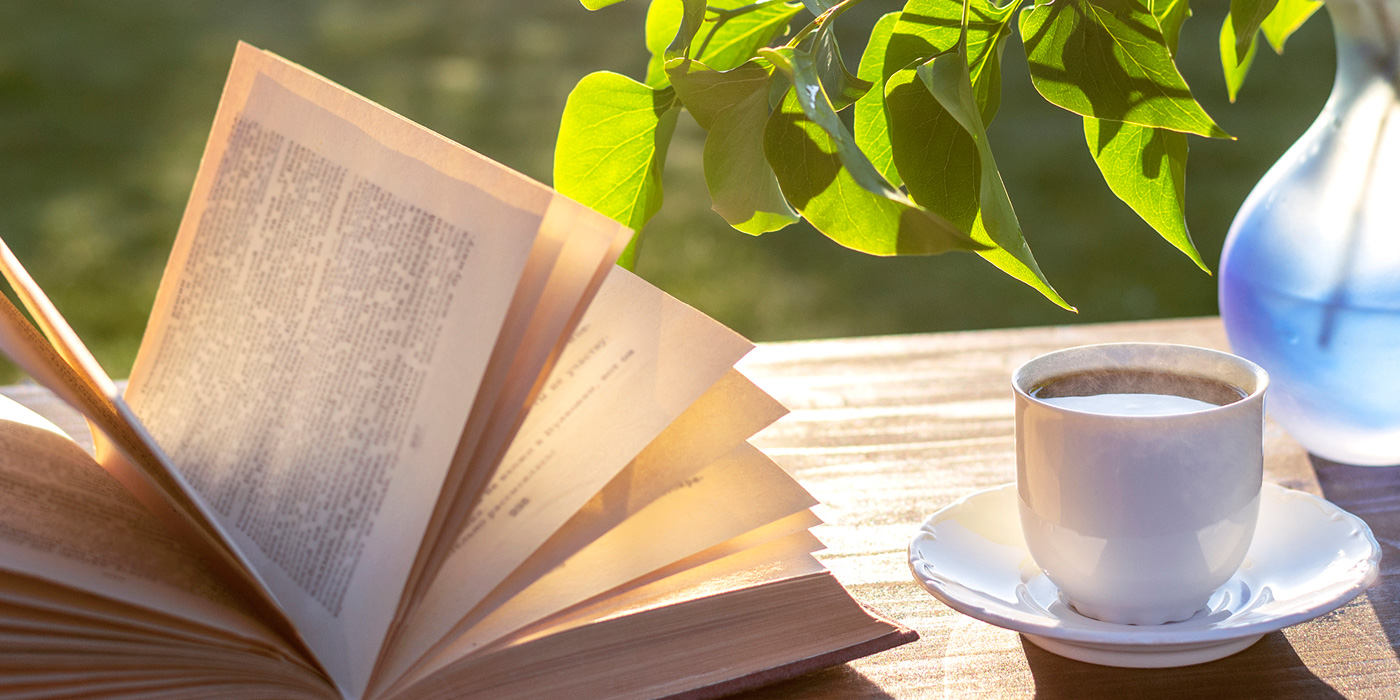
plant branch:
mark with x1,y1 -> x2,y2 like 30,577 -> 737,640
786,0 -> 872,48
697,15 -> 728,57
695,1 -> 795,60
706,1 -> 774,20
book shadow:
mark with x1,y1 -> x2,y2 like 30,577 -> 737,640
1022,632 -> 1344,699
729,664 -> 894,700
1311,455 -> 1400,665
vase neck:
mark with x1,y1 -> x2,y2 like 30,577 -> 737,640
1328,0 -> 1400,90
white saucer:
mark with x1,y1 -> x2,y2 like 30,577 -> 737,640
908,482 -> 1381,668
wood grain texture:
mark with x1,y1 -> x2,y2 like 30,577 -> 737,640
731,317 -> 1398,700
1,317 -> 1394,698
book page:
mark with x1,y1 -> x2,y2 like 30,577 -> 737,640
376,371 -> 789,690
394,194 -> 628,622
0,245 -> 308,660
392,443 -> 818,690
0,276 -> 229,559
0,570 -> 314,677
450,268 -> 753,562
397,534 -> 847,700
374,269 -> 754,683
0,396 -> 284,653
122,45 -> 592,697
481,530 -> 829,654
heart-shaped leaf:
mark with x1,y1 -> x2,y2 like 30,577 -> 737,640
855,12 -> 904,185
760,44 -> 893,198
554,72 -> 682,268
668,58 -> 800,234
1085,120 -> 1206,270
1020,0 -> 1231,139
702,69 -> 801,234
668,57 -> 772,129
907,49 -> 1073,309
764,87 -> 981,255
888,0 -> 1019,125
886,66 -> 980,232
1080,0 -> 1204,271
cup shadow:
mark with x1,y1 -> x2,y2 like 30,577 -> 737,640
1311,455 -> 1400,662
1023,632 -> 1345,699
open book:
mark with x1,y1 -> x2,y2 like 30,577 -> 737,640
0,43 -> 913,700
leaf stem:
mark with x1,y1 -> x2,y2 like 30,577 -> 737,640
786,0 -> 872,48
696,1 -> 795,59
697,14 -> 729,57
705,0 -> 779,20
958,0 -> 970,51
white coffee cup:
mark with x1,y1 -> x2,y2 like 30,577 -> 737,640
1013,343 -> 1268,625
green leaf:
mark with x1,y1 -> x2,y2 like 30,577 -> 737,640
554,72 -> 681,268
811,21 -> 873,109
885,66 -> 979,231
1020,0 -> 1232,139
648,0 -> 805,88
697,1 -> 804,71
1077,1 -> 1203,272
1260,0 -> 1321,53
764,88 -> 981,255
1220,13 -> 1259,103
667,57 -> 772,129
703,70 -> 801,234
1075,1 -> 1204,272
668,0 -> 708,59
581,0 -> 628,9
908,50 -> 1073,309
645,0 -> 684,87
759,44 -> 893,198
1230,0 -> 1279,62
855,12 -> 903,185
665,57 -> 799,233
889,0 -> 1019,126
1155,0 -> 1191,57
1084,119 -> 1207,271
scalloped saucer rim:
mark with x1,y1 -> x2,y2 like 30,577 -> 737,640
908,482 -> 1380,667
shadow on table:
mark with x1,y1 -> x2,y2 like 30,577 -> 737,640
1312,456 -> 1400,664
1023,632 -> 1344,699
730,664 -> 895,700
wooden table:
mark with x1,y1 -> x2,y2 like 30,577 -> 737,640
731,317 -> 1399,700
4,316 -> 1394,698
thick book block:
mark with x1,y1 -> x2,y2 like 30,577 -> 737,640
0,41 -> 915,700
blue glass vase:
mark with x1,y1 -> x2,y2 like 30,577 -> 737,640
1219,0 -> 1400,465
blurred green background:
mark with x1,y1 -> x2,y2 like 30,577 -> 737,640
0,1 -> 1334,381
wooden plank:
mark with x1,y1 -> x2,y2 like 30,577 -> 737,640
733,317 -> 1397,699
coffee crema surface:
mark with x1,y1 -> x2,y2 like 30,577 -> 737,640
1029,369 -> 1246,416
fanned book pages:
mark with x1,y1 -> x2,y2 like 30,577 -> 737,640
0,43 -> 915,700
